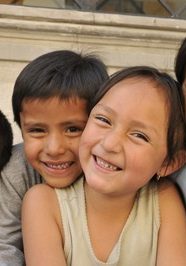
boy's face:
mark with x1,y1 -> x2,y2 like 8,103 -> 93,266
20,96 -> 88,188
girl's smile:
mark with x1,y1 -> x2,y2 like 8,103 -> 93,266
79,77 -> 168,196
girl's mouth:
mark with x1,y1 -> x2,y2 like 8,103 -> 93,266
94,156 -> 121,171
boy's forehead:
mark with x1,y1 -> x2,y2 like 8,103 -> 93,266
21,97 -> 88,117
20,96 -> 88,128
22,96 -> 87,107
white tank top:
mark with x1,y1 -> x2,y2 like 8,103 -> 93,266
55,177 -> 159,266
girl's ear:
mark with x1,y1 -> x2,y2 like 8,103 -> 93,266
159,150 -> 186,177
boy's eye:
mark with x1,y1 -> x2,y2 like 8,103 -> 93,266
26,127 -> 46,137
65,126 -> 84,136
66,126 -> 82,133
28,128 -> 45,133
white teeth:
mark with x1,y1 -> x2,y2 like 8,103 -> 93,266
96,157 -> 117,171
45,162 -> 71,170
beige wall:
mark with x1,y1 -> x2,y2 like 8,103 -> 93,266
0,4 -> 186,144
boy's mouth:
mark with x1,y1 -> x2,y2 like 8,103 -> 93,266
94,156 -> 121,171
43,161 -> 73,170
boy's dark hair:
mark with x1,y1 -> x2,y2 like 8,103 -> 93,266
0,111 -> 13,171
91,66 -> 186,168
175,38 -> 186,85
12,50 -> 108,127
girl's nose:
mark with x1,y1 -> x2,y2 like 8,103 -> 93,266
100,130 -> 122,153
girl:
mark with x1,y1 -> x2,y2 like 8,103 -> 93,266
22,66 -> 186,266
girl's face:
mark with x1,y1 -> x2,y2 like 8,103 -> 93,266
79,77 -> 169,196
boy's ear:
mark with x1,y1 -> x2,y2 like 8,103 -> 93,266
159,150 -> 186,177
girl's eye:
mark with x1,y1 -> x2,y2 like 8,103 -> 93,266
133,132 -> 149,142
95,115 -> 111,125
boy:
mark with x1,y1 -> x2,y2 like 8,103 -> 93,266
0,110 -> 13,170
0,50 -> 108,266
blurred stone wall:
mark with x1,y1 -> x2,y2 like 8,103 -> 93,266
0,4 -> 186,144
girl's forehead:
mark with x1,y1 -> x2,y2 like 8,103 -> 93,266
98,76 -> 169,118
105,76 -> 169,102
99,79 -> 166,107
113,76 -> 155,88
104,76 -> 161,97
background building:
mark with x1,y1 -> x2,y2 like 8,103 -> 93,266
0,1 -> 186,143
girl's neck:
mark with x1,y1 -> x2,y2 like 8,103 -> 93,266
84,181 -> 138,262
84,181 -> 137,218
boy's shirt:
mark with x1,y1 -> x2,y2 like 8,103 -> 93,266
0,143 -> 43,266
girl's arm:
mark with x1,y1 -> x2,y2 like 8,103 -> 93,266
157,180 -> 186,266
22,184 -> 67,266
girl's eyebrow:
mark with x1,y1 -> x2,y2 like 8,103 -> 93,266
94,103 -> 115,115
129,120 -> 159,136
95,104 -> 159,136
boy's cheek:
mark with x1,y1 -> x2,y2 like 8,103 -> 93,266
23,138 -> 41,161
66,137 -> 83,157
20,126 -> 29,140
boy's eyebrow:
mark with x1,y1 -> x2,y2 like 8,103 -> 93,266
22,122 -> 46,128
22,119 -> 87,127
59,119 -> 88,126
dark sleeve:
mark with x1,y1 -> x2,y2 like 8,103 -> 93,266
0,143 -> 42,266
170,166 -> 186,206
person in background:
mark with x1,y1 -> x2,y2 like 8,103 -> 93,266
0,110 -> 13,170
170,37 -> 186,204
0,50 -> 108,266
22,66 -> 186,266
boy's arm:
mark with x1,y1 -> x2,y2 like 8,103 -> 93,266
156,180 -> 186,266
0,172 -> 25,266
22,184 -> 67,266
0,143 -> 42,266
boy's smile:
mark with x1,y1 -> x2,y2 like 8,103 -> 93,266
20,96 -> 88,188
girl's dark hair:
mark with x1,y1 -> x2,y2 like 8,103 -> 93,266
0,111 -> 13,170
175,38 -> 186,85
91,66 -> 186,167
12,50 -> 108,126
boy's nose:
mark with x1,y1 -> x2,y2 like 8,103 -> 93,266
45,134 -> 66,157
